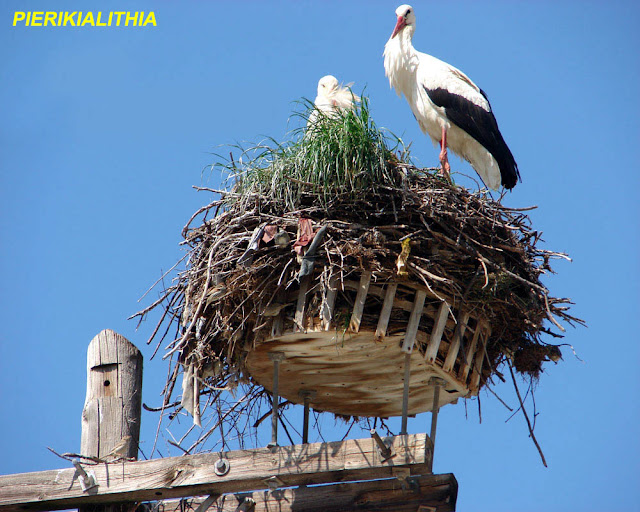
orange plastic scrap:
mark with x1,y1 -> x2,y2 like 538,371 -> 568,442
293,218 -> 315,256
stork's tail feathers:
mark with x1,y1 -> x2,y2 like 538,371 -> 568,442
496,146 -> 520,190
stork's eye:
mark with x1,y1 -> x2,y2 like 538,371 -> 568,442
406,9 -> 411,16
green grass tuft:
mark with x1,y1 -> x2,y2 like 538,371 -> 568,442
210,95 -> 412,210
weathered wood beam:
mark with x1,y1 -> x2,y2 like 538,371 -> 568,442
0,434 -> 432,512
157,473 -> 458,512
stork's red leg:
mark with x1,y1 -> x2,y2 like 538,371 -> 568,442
439,125 -> 451,178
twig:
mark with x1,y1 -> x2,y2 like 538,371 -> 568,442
508,361 -> 548,467
47,446 -> 101,464
486,385 -> 513,412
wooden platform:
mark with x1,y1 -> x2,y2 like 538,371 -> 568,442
246,331 -> 466,417
245,272 -> 492,418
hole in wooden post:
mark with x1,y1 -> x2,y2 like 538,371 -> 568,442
103,380 -> 111,387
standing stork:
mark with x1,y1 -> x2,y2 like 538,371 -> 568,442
383,5 -> 520,190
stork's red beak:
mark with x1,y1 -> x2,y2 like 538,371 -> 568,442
391,16 -> 406,38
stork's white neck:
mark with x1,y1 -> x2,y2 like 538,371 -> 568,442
384,27 -> 419,100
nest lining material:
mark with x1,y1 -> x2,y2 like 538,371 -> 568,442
138,164 -> 581,424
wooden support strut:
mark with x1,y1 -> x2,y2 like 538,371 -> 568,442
267,352 -> 285,448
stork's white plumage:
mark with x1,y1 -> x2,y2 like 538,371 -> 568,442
308,75 -> 360,126
384,5 -> 520,190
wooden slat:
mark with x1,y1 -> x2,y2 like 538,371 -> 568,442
442,311 -> 470,372
471,325 -> 492,390
158,473 -> 458,512
349,270 -> 372,332
293,276 -> 311,332
0,435 -> 431,512
342,281 -> 438,318
321,273 -> 339,331
459,321 -> 482,382
424,302 -> 449,362
375,283 -> 398,340
401,289 -> 427,353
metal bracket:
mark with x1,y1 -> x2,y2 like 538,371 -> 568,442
392,468 -> 419,493
263,475 -> 284,491
268,352 -> 286,364
392,467 -> 411,481
234,497 -> 256,512
429,377 -> 448,387
370,429 -> 396,462
72,460 -> 98,492
193,494 -> 220,512
214,457 -> 230,476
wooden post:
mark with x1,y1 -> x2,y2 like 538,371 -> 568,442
81,329 -> 143,462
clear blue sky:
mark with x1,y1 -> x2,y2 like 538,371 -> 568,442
1,1 -> 639,510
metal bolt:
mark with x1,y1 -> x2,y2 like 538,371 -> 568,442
214,458 -> 230,476
370,429 -> 395,462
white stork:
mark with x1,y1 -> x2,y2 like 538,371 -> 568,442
383,5 -> 520,190
307,75 -> 360,126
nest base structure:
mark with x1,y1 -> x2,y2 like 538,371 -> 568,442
245,271 -> 491,418
148,168 -> 582,430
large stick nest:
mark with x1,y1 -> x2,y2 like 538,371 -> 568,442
140,165 -> 581,407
